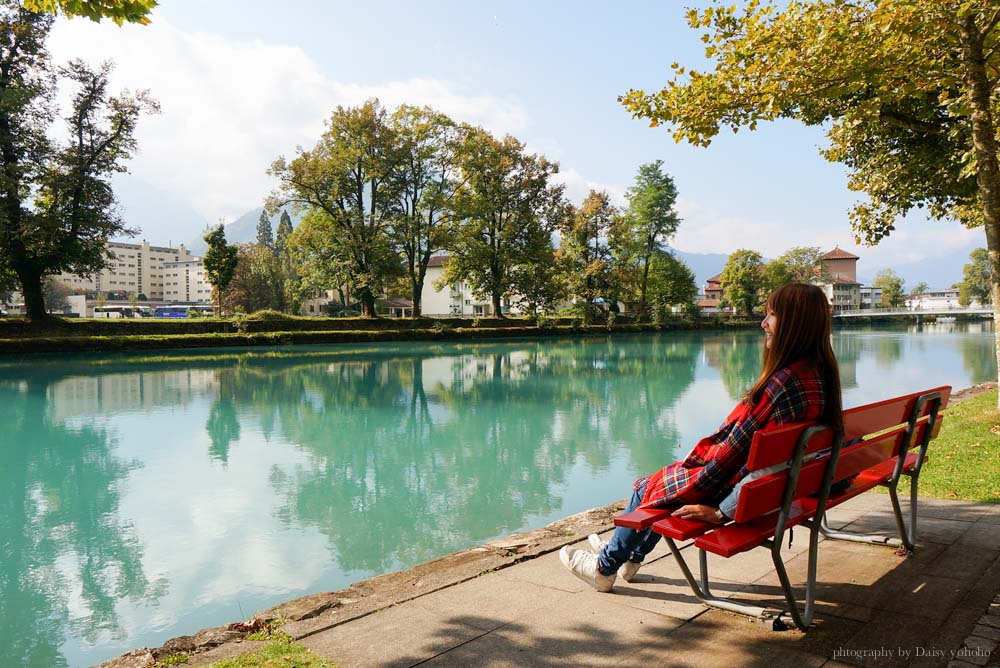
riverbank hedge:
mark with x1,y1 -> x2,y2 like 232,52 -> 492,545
0,316 -> 763,355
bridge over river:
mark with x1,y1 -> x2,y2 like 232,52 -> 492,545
835,306 -> 994,318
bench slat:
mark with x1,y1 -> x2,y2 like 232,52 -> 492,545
613,507 -> 673,530
695,498 -> 819,557
733,426 -> 907,522
698,450 -> 926,557
745,385 -> 950,472
734,418 -> 937,523
650,515 -> 717,541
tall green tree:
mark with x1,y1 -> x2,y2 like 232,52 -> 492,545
958,247 -> 991,306
256,210 -> 274,250
559,190 -> 616,307
203,224 -> 238,315
720,249 -> 764,317
873,268 -> 906,308
619,0 -> 1000,403
615,161 -> 681,320
388,105 -> 463,318
222,243 -> 284,314
288,209 -> 356,311
442,128 -> 564,317
910,281 -> 930,297
0,5 -> 157,321
777,246 -> 825,282
646,249 -> 698,318
275,210 -> 293,257
269,99 -> 401,316
273,209 -> 297,310
761,259 -> 795,296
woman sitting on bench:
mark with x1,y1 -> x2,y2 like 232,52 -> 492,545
560,282 -> 843,592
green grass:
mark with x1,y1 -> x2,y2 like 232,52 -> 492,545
919,389 -> 1000,503
199,633 -> 335,668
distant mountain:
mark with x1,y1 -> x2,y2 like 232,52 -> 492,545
110,175 -> 211,247
187,206 -> 301,255
669,248 -> 729,290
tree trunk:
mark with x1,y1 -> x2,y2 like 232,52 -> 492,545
17,265 -> 45,321
411,274 -> 423,319
361,294 -> 376,317
639,256 -> 651,321
961,15 -> 1000,409
492,292 -> 503,319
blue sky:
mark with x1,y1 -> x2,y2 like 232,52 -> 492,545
47,0 -> 983,286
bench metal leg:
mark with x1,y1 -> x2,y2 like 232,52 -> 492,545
664,537 -> 811,631
769,522 -> 821,631
819,479 -> 918,553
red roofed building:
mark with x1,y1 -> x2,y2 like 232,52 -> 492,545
820,246 -> 859,283
816,247 -> 862,313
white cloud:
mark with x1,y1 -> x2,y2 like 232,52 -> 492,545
552,168 -> 627,207
47,17 -> 532,221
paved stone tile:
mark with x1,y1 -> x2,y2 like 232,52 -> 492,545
916,499 -> 992,523
511,532 -> 675,594
975,507 -> 1000,526
959,523 -> 1000,551
410,572 -> 572,632
300,603 -> 485,668
491,595 -> 683,667
625,607 -> 858,668
421,632 -> 564,667
839,611 -> 945,668
603,549 -> 751,622
841,513 -> 971,546
924,542 -> 1000,582
748,539 -> 965,621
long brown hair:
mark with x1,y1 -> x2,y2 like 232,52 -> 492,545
746,283 -> 843,431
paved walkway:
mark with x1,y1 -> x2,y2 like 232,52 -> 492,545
271,493 -> 1000,668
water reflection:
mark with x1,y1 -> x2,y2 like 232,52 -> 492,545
0,375 -> 166,668
0,323 -> 993,666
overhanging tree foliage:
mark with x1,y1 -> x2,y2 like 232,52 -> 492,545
621,0 -> 1000,405
0,3 -> 156,321
24,0 -> 156,25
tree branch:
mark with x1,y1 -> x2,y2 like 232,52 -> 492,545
878,107 -> 948,134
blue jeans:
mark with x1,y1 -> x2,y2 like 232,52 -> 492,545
598,482 -> 664,576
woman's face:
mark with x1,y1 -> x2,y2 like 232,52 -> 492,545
761,306 -> 777,349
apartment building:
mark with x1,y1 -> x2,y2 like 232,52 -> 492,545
162,259 -> 212,304
55,240 -> 197,300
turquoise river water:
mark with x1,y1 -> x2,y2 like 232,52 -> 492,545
0,322 -> 995,666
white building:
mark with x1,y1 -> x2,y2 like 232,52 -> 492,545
859,285 -> 883,309
163,259 -> 212,304
55,240 -> 197,300
420,256 -> 494,316
906,288 -> 981,310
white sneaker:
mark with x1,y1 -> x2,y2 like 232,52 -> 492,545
588,534 -> 607,553
559,546 -> 616,592
618,560 -> 641,583
587,534 -> 641,582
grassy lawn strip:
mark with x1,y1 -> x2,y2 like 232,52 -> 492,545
919,389 -> 1000,503
197,635 -> 334,668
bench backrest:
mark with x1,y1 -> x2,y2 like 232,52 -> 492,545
733,386 -> 951,523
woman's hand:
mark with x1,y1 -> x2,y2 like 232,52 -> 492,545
672,504 -> 726,524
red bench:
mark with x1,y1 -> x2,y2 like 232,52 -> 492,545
613,386 -> 950,630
